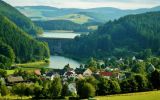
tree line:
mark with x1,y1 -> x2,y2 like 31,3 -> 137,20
34,20 -> 89,32
62,11 -> 160,60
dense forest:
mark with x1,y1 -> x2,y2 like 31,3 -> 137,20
0,41 -> 15,69
0,1 -> 42,35
34,20 -> 90,32
63,11 -> 160,60
0,15 -> 50,66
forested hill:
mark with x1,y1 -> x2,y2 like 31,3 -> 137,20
63,11 -> 160,59
34,20 -> 88,32
0,15 -> 50,66
0,1 -> 42,35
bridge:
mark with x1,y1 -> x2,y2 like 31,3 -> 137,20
37,37 -> 74,54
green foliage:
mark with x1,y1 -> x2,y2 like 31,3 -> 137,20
0,1 -> 43,35
76,77 -> 97,99
97,78 -> 121,95
97,77 -> 110,95
61,83 -> 68,97
49,77 -> 62,98
33,83 -> 43,99
0,85 -> 9,96
134,75 -> 149,91
40,67 -> 46,75
120,78 -> 138,93
64,11 -> 160,59
131,62 -> 146,74
108,80 -> 121,94
0,42 -> 15,68
0,69 -> 7,77
150,70 -> 160,89
0,15 -> 50,63
86,58 -> 98,72
12,83 -> 34,97
79,82 -> 95,99
34,20 -> 89,32
85,76 -> 98,89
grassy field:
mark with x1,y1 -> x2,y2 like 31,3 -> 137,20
0,95 -> 31,100
6,61 -> 49,75
55,14 -> 92,24
15,61 -> 48,68
96,91 -> 160,100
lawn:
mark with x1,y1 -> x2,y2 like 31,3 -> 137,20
6,70 -> 16,75
96,91 -> 160,100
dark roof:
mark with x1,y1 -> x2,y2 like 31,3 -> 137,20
65,71 -> 74,76
46,72 -> 56,77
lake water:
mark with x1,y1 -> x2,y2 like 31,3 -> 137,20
48,56 -> 81,69
39,31 -> 82,69
39,31 -> 81,39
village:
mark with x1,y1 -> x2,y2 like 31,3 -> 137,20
0,56 -> 156,98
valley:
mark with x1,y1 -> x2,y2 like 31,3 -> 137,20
0,0 -> 160,100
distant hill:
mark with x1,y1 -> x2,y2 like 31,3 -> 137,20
63,11 -> 160,59
0,1 -> 42,35
16,6 -> 160,23
54,14 -> 93,24
34,20 -> 88,32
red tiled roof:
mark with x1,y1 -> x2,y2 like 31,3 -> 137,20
100,72 -> 113,76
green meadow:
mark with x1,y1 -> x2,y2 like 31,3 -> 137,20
96,91 -> 160,100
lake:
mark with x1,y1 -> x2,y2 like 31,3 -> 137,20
39,31 -> 82,69
48,56 -> 81,69
39,31 -> 81,39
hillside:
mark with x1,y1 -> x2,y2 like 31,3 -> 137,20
34,20 -> 88,32
54,14 -> 93,24
0,1 -> 42,35
0,15 -> 50,64
16,6 -> 160,23
63,11 -> 160,59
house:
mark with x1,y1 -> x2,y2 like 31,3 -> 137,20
77,74 -> 84,80
105,67 -> 113,72
6,76 -> 24,85
75,68 -> 85,74
100,72 -> 113,79
34,69 -> 41,76
132,56 -> 136,60
63,70 -> 77,78
45,72 -> 60,80
100,72 -> 120,79
83,68 -> 92,77
147,64 -> 155,73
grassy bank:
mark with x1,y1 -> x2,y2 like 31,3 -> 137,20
96,91 -> 160,100
15,60 -> 49,69
6,60 -> 49,75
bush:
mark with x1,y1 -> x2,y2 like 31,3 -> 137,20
79,82 -> 95,99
